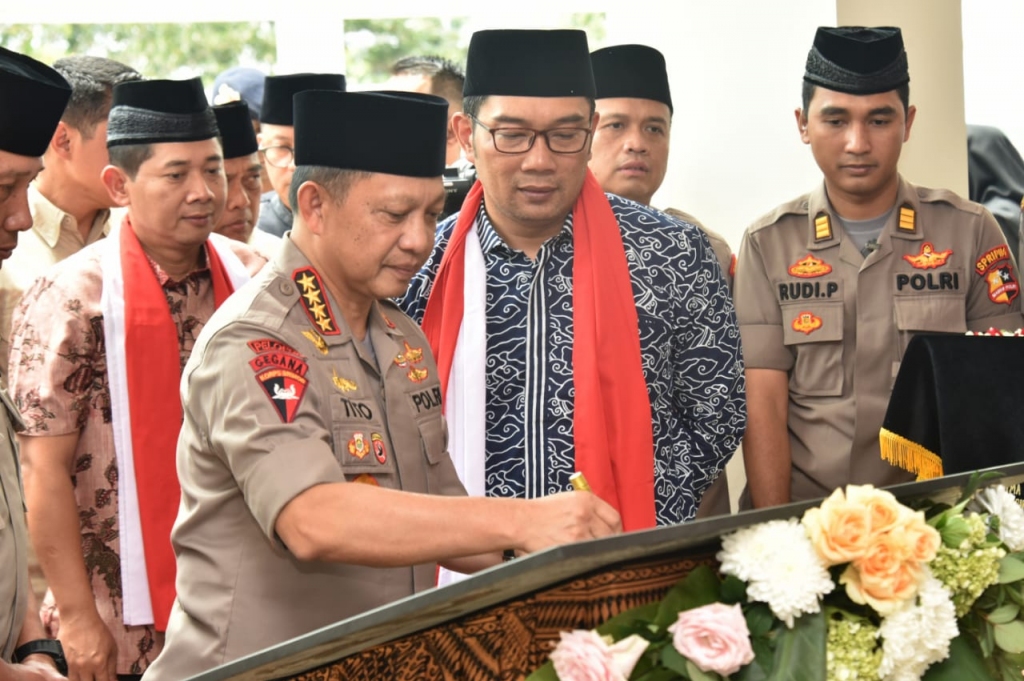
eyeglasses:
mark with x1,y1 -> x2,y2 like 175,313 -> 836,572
259,145 -> 294,168
468,114 -> 592,154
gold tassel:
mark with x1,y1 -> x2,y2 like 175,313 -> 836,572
879,428 -> 944,480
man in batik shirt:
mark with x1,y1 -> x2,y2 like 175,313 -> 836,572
398,29 -> 745,540
9,78 -> 264,680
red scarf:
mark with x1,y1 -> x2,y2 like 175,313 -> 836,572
421,172 -> 656,530
121,219 -> 237,629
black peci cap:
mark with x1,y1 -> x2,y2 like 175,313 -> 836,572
591,44 -> 672,113
261,73 -> 346,126
804,26 -> 909,96
107,77 -> 218,148
463,29 -> 596,98
0,46 -> 72,157
213,101 -> 258,159
294,90 -> 447,177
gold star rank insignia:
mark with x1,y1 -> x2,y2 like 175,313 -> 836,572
292,267 -> 340,335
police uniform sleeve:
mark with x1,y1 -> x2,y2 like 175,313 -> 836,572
181,321 -> 344,547
965,208 -> 1024,331
733,228 -> 795,371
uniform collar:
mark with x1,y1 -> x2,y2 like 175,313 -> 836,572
805,174 -> 922,251
29,184 -> 112,249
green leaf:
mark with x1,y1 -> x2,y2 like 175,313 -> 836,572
721,575 -> 747,605
988,604 -> 1021,624
994,620 -> 1024,653
923,634 -> 997,680
744,604 -> 774,638
633,668 -> 685,681
660,643 -> 693,675
686,660 -> 722,681
524,661 -> 559,681
940,515 -> 970,548
655,566 -> 722,628
766,611 -> 826,681
982,621 -> 996,657
596,601 -> 661,638
999,556 -> 1024,585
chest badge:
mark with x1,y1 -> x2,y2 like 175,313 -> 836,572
903,242 -> 952,270
352,473 -> 379,486
380,310 -> 397,329
302,329 -> 329,355
371,432 -> 387,464
348,432 -> 369,459
332,368 -> 358,393
788,254 -> 833,278
792,311 -> 823,335
293,268 -> 340,336
394,341 -> 428,382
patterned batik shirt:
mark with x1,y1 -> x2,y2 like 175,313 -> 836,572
399,193 -> 746,524
7,241 -> 264,675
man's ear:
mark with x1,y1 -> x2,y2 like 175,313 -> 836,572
49,121 -> 72,159
296,181 -> 327,234
795,108 -> 810,145
101,165 -> 130,207
452,112 -> 476,165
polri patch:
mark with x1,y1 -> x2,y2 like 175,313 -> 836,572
293,267 -> 340,335
902,242 -> 952,270
985,265 -> 1019,305
256,368 -> 307,423
348,432 -> 369,459
788,254 -> 833,278
371,433 -> 387,464
792,311 -> 823,335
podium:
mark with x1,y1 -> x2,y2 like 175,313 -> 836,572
188,463 -> 1024,681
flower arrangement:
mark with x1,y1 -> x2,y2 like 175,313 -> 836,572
528,474 -> 1024,681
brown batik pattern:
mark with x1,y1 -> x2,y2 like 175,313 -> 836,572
288,550 -> 719,681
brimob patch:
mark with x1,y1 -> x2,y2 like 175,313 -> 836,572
256,368 -> 307,423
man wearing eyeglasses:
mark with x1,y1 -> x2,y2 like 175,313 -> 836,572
399,30 -> 745,554
254,73 -> 345,238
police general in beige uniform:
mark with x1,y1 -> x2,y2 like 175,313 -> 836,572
0,46 -> 71,679
146,90 -> 621,680
737,26 -> 1024,508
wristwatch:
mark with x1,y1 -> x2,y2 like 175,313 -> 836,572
13,639 -> 68,676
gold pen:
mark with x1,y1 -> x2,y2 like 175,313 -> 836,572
569,471 -> 591,492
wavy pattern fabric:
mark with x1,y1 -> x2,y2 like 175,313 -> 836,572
399,194 -> 745,524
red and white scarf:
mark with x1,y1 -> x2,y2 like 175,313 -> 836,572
102,217 -> 249,630
422,172 -> 657,548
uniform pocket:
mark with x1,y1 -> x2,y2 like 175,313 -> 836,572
892,295 -> 967,381
417,417 -> 447,465
781,302 -> 844,397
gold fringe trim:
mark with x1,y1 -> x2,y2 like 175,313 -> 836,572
879,428 -> 944,481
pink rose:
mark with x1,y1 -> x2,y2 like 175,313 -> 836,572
667,603 -> 755,676
550,630 -> 648,681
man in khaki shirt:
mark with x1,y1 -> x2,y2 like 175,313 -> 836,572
144,90 -> 620,680
0,56 -> 139,371
0,45 -> 72,680
735,26 -> 1023,508
588,44 -> 734,516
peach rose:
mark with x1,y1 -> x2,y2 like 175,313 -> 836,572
667,603 -> 755,676
841,541 -> 924,615
845,485 -> 904,538
802,488 -> 872,565
894,512 -> 941,563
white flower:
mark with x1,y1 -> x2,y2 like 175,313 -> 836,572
972,485 -> 1024,551
878,570 -> 959,681
718,519 -> 834,627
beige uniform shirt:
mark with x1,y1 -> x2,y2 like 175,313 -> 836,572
246,225 -> 281,258
146,237 -> 465,680
0,185 -> 112,372
0,390 -> 27,662
736,177 -> 1023,502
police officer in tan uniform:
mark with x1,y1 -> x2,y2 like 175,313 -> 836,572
588,44 -> 735,516
145,90 -> 621,680
0,46 -> 71,679
736,26 -> 1024,508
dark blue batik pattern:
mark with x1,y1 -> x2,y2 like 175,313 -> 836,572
399,193 -> 746,524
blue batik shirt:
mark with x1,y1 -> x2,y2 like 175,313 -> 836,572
398,193 -> 746,524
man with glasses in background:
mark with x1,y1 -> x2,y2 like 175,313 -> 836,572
254,73 -> 345,238
399,30 -> 745,562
